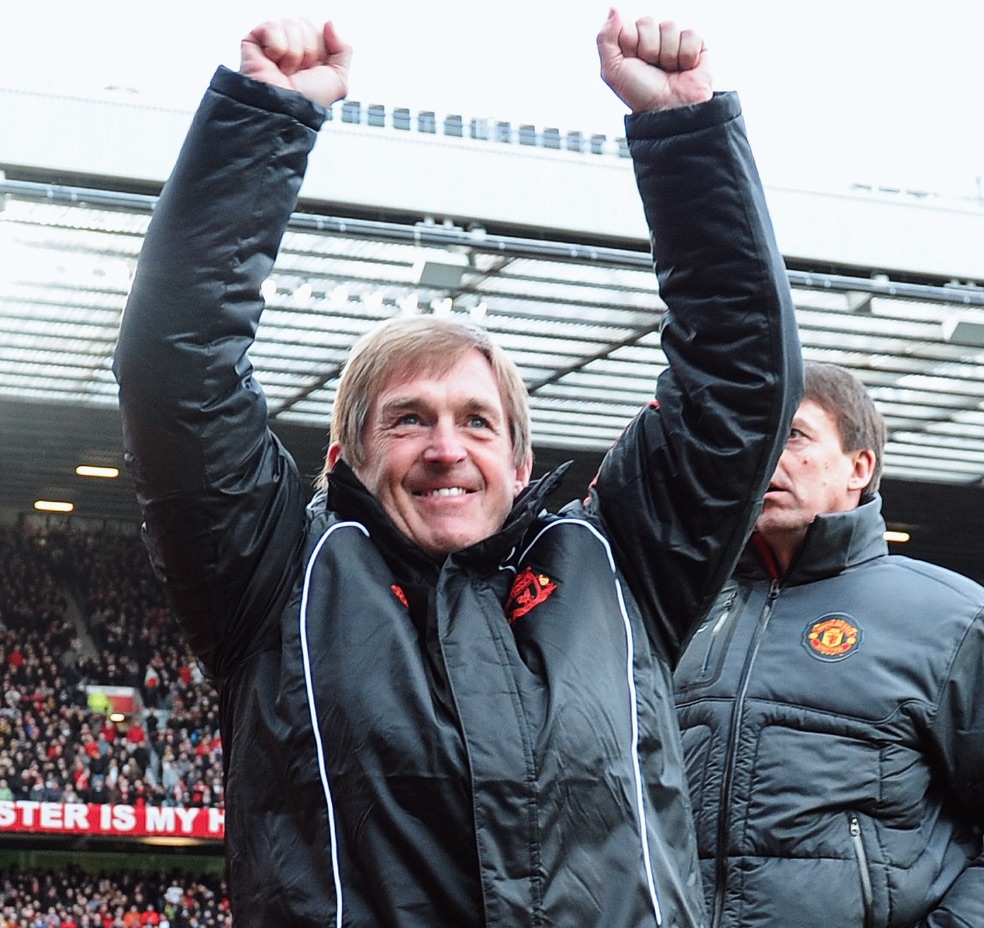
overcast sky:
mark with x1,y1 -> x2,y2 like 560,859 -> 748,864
4,1 -> 982,197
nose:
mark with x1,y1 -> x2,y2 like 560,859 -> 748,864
423,419 -> 467,464
777,444 -> 796,469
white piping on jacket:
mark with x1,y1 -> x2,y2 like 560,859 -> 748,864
299,520 -> 369,928
518,518 -> 663,926
299,517 -> 662,927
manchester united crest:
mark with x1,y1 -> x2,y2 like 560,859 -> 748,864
803,615 -> 863,661
506,566 -> 557,625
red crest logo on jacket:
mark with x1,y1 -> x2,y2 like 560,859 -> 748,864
804,615 -> 862,661
506,567 -> 557,625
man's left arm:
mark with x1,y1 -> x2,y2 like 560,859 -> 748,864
589,12 -> 803,657
920,612 -> 984,928
919,855 -> 984,928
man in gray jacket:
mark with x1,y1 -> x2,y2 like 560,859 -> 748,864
675,362 -> 984,928
114,10 -> 801,927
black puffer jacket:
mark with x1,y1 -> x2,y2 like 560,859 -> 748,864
674,496 -> 984,928
114,67 -> 801,927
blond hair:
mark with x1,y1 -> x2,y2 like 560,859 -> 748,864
319,316 -> 531,487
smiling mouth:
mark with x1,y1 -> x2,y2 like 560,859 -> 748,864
417,487 -> 469,498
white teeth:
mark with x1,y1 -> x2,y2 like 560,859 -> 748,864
429,487 -> 467,497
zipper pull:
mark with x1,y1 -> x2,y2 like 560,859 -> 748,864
711,589 -> 738,634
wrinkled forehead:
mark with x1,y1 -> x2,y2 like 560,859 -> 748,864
796,396 -> 839,429
374,346 -> 498,401
378,350 -> 464,391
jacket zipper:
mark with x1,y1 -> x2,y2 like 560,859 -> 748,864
711,578 -> 781,928
700,589 -> 738,677
850,814 -> 874,928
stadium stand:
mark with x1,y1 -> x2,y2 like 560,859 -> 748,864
0,524 -> 223,812
0,862 -> 230,926
0,520 -> 227,921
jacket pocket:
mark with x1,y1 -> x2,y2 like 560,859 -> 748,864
678,585 -> 746,688
849,813 -> 875,928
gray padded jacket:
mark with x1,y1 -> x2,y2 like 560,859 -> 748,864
675,496 -> 984,928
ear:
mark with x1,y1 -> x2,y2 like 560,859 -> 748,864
513,453 -> 534,496
326,441 -> 343,472
846,448 -> 876,493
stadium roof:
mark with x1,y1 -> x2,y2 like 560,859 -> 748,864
1,86 -> 983,582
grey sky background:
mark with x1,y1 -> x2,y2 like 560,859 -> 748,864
4,2 -> 982,197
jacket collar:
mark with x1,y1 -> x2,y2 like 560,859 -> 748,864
740,494 -> 889,584
321,458 -> 571,572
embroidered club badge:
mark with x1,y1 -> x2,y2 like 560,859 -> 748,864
804,615 -> 863,661
506,566 -> 557,625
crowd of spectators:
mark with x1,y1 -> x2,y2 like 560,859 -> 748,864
0,523 -> 223,809
0,522 -> 231,920
0,864 -> 230,927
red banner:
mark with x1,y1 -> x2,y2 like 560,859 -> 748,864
0,801 -> 224,840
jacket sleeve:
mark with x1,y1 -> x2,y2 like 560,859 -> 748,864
920,855 -> 984,928
590,92 -> 802,662
113,67 -> 324,679
919,610 -> 984,928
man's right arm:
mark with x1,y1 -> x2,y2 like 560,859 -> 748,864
113,21 -> 350,678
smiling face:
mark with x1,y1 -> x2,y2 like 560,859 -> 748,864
329,348 -> 532,559
756,398 -> 875,571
